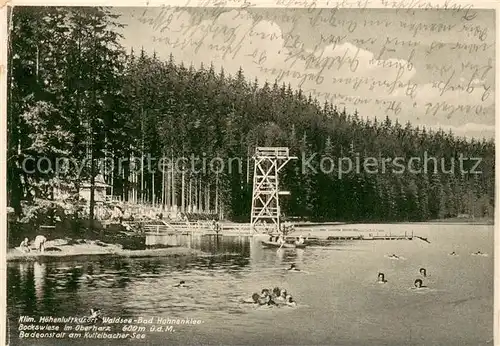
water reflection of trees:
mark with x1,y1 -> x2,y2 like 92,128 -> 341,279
7,242 -> 254,328
8,260 -> 84,319
198,235 -> 251,256
145,234 -> 252,257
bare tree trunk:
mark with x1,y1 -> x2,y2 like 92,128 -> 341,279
161,159 -> 165,209
152,172 -> 155,208
197,179 -> 202,212
215,174 -> 219,214
246,147 -> 250,184
122,162 -> 126,201
111,166 -> 114,201
189,177 -> 193,213
127,169 -> 131,202
133,172 -> 137,204
140,110 -> 144,204
171,151 -> 176,211
89,158 -> 96,220
181,170 -> 185,212
166,166 -> 171,211
194,178 -> 198,212
206,184 -> 210,214
130,172 -> 134,203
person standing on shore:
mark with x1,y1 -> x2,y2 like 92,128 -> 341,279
19,238 -> 30,253
33,235 -> 47,252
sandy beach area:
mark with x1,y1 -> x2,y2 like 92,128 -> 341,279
7,239 -> 202,261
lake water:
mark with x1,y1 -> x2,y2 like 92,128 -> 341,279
7,224 -> 494,345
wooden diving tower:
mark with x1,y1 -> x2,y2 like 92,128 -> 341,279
250,147 -> 297,233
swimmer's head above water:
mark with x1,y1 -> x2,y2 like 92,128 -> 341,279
377,272 -> 386,282
174,280 -> 186,287
273,287 -> 281,297
251,293 -> 260,303
419,268 -> 427,277
90,308 -> 101,318
414,279 -> 423,288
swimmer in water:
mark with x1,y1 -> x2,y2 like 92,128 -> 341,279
472,251 -> 487,256
449,251 -> 458,256
419,268 -> 427,277
285,295 -> 297,307
267,295 -> 277,306
388,254 -> 399,259
272,287 -> 281,298
89,308 -> 102,323
241,293 -> 261,304
258,293 -> 276,306
288,264 -> 300,272
279,289 -> 288,301
413,279 -> 427,289
257,295 -> 268,305
174,280 -> 187,288
272,289 -> 286,303
377,272 -> 387,283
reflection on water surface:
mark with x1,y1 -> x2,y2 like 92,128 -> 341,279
7,225 -> 494,345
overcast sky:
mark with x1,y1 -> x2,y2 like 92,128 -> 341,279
115,7 -> 495,139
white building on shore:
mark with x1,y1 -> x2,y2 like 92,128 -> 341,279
79,174 -> 111,204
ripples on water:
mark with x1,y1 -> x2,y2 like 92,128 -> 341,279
7,225 -> 494,345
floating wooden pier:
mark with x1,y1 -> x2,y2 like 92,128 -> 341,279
287,228 -> 414,242
324,234 -> 412,241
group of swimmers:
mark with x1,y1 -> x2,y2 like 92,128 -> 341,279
389,250 -> 486,260
244,287 -> 297,307
241,262 -> 304,307
169,279 -> 297,307
377,267 -> 429,289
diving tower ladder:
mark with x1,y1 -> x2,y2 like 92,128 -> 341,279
250,147 -> 297,233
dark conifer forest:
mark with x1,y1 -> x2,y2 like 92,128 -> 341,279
7,7 -> 495,223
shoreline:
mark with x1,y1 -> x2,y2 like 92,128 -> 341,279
6,243 -> 203,262
294,220 -> 493,227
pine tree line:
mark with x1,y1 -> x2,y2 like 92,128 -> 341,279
7,7 -> 495,223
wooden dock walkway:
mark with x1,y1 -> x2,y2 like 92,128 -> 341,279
287,228 -> 414,241
138,221 -> 417,241
141,221 -> 256,236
